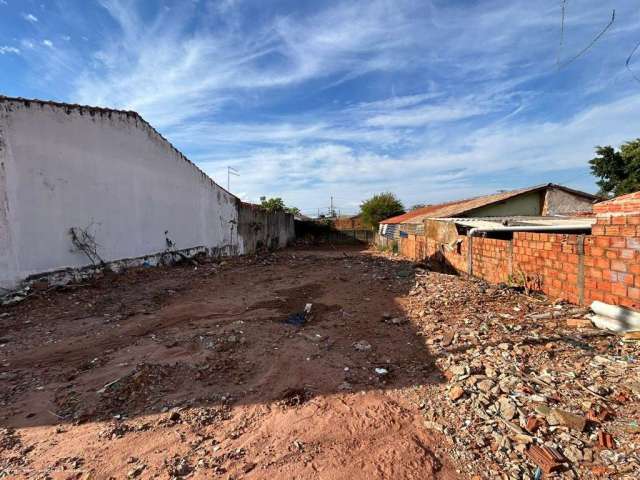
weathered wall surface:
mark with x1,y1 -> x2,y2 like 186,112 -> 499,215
0,98 -> 288,290
237,203 -> 294,253
543,187 -> 594,215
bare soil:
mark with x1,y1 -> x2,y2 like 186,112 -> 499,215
0,247 -> 461,479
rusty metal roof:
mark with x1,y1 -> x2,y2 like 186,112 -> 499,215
381,184 -> 598,225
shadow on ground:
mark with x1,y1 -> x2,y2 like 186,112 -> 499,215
0,246 -> 444,427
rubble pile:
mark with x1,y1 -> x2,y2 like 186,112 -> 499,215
408,270 -> 640,479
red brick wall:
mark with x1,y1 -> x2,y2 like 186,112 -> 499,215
584,214 -> 640,309
472,237 -> 511,284
513,233 -> 585,305
396,191 -> 640,309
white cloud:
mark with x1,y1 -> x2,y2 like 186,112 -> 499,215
23,13 -> 38,23
0,46 -> 20,55
42,39 -> 53,48
364,99 -> 490,128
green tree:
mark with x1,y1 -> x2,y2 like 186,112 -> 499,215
285,206 -> 301,216
360,192 -> 405,229
260,197 -> 286,212
589,139 -> 640,197
260,197 -> 300,215
410,203 -> 426,211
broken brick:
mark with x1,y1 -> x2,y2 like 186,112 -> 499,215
586,407 -> 612,424
525,416 -> 542,434
590,465 -> 609,476
597,431 -> 615,449
566,318 -> 594,328
448,385 -> 465,401
525,445 -> 565,474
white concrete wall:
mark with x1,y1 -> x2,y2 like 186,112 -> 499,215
0,98 -> 241,290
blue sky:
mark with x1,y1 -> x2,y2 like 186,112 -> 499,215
1,0 -> 640,215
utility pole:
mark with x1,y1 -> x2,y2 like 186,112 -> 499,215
227,166 -> 239,191
330,196 -> 334,217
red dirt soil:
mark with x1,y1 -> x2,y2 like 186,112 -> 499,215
0,248 -> 462,479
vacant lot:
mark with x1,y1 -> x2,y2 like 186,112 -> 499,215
0,248 -> 458,479
1,247 -> 638,479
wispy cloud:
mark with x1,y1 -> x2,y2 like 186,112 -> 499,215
0,46 -> 20,55
22,13 -> 38,23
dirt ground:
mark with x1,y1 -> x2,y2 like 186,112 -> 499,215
3,247 -> 639,480
0,247 -> 461,479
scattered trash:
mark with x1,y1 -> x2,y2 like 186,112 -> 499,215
353,340 -> 372,351
286,303 -> 313,326
374,367 -> 389,376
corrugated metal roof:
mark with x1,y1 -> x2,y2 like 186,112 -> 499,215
381,184 -> 598,225
436,216 -> 596,229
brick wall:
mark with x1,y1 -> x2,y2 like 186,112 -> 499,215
396,191 -> 640,309
585,192 -> 640,309
513,233 -> 585,305
472,237 -> 511,285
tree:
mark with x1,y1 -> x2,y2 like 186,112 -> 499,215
410,203 -> 426,211
589,139 -> 640,197
260,197 -> 300,215
360,192 -> 405,229
260,197 -> 286,212
285,206 -> 301,216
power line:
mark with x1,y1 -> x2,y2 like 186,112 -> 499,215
227,166 -> 239,191
557,6 -> 616,70
626,37 -> 640,84
556,0 -> 567,67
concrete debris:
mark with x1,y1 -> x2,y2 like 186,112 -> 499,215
588,301 -> 640,333
407,268 -> 640,479
548,408 -> 586,432
352,340 -> 372,352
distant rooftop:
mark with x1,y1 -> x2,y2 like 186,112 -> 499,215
381,184 -> 598,225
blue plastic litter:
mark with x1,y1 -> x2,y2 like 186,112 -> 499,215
533,467 -> 542,480
286,312 -> 306,326
285,303 -> 312,326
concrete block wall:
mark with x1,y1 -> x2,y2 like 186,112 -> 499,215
397,191 -> 640,309
238,203 -> 295,253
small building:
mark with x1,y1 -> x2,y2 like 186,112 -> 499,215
379,184 -> 599,239
333,213 -> 370,231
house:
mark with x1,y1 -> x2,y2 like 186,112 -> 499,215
379,184 -> 599,239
